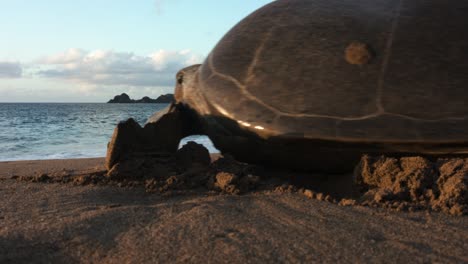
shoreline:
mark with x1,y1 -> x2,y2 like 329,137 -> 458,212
0,157 -> 467,263
0,157 -> 106,178
0,154 -> 225,178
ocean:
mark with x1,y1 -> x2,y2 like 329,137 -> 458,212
0,103 -> 217,161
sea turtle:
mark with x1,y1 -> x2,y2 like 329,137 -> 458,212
106,0 -> 468,172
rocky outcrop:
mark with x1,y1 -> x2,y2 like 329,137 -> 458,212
107,93 -> 174,103
108,93 -> 133,103
150,94 -> 174,103
105,107 -> 188,172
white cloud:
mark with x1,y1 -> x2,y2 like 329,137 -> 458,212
37,48 -> 86,65
150,49 -> 201,70
0,62 -> 22,78
36,48 -> 203,87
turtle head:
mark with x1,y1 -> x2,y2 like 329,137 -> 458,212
174,64 -> 202,104
173,63 -> 211,116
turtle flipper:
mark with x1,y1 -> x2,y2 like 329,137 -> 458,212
105,103 -> 195,171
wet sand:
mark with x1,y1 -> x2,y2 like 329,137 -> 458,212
0,158 -> 467,263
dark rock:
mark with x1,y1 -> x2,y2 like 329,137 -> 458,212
238,174 -> 261,192
105,115 -> 185,171
107,93 -> 134,103
32,173 -> 51,183
106,159 -> 146,180
139,96 -> 154,103
153,94 -> 174,103
107,93 -> 174,104
176,141 -> 211,172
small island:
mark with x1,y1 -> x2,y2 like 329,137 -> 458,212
107,93 -> 174,104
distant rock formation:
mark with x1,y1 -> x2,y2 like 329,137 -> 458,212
108,93 -> 133,103
151,94 -> 174,103
107,93 -> 174,104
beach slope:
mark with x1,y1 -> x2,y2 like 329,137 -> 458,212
0,159 -> 467,263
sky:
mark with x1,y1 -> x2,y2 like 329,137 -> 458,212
0,0 -> 274,102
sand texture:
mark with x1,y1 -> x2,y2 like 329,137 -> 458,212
0,157 -> 467,263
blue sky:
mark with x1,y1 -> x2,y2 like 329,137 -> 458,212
0,0 -> 274,102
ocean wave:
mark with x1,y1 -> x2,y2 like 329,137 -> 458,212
0,103 -> 219,162
0,136 -> 218,162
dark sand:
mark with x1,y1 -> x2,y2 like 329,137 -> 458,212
0,158 -> 467,263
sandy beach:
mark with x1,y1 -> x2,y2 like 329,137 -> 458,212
0,158 -> 467,263
2,0 -> 468,262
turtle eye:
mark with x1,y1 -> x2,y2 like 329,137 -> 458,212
177,74 -> 184,85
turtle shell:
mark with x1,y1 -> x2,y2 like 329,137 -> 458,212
197,0 -> 468,144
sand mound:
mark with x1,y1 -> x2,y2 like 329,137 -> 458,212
15,142 -> 286,196
13,144 -> 467,216
355,155 -> 467,215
